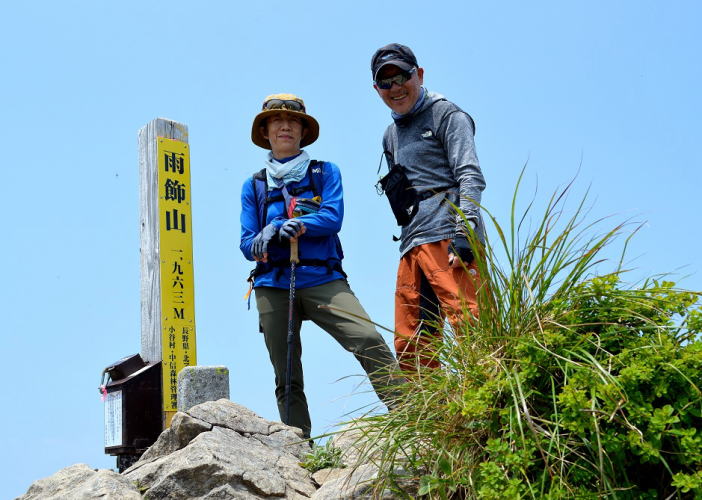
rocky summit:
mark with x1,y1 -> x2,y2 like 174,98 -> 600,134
17,399 -> 400,499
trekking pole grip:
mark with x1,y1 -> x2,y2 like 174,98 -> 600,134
290,238 -> 300,264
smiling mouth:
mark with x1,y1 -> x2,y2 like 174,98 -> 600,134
391,93 -> 408,101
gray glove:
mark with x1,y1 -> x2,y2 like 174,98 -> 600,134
279,219 -> 305,240
449,235 -> 474,264
252,223 -> 278,260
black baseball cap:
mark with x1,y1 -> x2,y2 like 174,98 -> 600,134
371,43 -> 418,82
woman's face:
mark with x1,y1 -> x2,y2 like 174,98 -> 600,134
262,112 -> 308,159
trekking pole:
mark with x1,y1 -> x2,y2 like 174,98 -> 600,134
284,237 -> 300,426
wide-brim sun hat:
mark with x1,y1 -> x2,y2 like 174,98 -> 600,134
251,93 -> 320,150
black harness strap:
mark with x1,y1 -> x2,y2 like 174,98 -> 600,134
251,258 -> 347,280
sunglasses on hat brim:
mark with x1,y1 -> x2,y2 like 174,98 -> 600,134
262,99 -> 306,112
375,67 -> 417,90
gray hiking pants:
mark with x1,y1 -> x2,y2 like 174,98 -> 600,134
255,279 -> 398,438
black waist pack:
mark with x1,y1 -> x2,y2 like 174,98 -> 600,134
376,162 -> 424,227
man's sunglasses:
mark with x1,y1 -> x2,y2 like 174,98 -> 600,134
375,68 -> 416,90
262,99 -> 306,112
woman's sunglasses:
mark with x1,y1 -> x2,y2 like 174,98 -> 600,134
262,99 -> 306,112
375,68 -> 417,90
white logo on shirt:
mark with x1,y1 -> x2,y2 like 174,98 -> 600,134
421,130 -> 433,138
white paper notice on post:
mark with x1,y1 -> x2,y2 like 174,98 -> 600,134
104,390 -> 123,448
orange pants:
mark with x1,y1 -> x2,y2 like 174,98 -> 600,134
394,239 -> 480,371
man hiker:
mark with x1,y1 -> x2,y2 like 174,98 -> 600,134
371,43 -> 486,372
240,93 -> 399,439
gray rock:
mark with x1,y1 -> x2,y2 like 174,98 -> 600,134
188,399 -> 290,437
329,423 -> 388,468
252,427 -> 311,461
310,463 -> 413,500
19,400 -> 342,499
310,463 -> 382,500
17,463 -> 142,500
311,467 -> 348,486
178,366 -> 230,412
125,426 -> 315,499
136,411 -> 212,464
316,422 -> 415,499
330,427 -> 366,466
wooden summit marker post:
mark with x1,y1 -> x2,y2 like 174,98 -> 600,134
139,118 -> 197,428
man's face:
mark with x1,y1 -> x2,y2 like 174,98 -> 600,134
374,64 -> 424,115
261,112 -> 308,158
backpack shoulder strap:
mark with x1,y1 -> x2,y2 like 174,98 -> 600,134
253,167 -> 266,181
307,160 -> 324,197
252,168 -> 268,228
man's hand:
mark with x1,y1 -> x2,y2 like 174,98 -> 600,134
279,219 -> 306,240
252,223 -> 279,262
448,234 -> 474,268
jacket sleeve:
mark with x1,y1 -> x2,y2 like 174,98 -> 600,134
294,161 -> 343,236
239,177 -> 260,262
437,110 -> 485,231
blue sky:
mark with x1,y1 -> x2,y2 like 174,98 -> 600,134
1,1 -> 700,498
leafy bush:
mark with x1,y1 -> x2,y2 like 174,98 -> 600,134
300,440 -> 345,472
351,174 -> 702,499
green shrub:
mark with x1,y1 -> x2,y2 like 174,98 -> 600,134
352,173 -> 702,499
300,440 -> 345,472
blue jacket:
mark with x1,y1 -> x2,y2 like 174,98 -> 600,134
240,161 -> 346,289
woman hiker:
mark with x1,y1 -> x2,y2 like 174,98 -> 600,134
239,93 -> 399,439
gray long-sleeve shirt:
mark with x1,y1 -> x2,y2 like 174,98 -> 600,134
382,90 -> 486,255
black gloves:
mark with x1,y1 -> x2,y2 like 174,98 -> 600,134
449,234 -> 474,265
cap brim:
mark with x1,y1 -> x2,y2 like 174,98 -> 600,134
373,60 -> 414,82
251,109 -> 320,150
